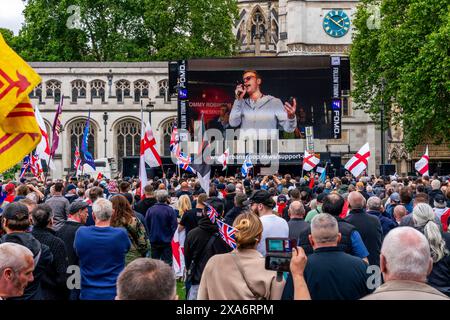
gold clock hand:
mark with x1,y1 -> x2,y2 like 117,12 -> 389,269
329,17 -> 345,29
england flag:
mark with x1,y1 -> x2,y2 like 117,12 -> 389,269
217,148 -> 229,171
345,143 -> 371,177
414,146 -> 429,176
302,150 -> 319,171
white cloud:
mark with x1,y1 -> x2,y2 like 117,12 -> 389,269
0,0 -> 25,35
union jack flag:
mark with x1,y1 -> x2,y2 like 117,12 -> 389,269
216,219 -> 237,249
205,203 -> 219,224
177,151 -> 196,174
20,153 -> 44,181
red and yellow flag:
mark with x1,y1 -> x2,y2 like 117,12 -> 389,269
0,34 -> 42,173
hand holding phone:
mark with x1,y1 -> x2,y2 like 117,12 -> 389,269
265,238 -> 297,272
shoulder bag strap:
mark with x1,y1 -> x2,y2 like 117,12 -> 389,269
231,252 -> 265,300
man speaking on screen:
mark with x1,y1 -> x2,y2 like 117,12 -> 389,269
229,70 -> 297,137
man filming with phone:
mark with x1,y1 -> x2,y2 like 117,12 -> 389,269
230,70 -> 297,135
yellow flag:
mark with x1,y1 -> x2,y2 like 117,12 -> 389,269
0,34 -> 42,173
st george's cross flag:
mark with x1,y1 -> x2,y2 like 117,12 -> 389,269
139,121 -> 162,198
34,104 -> 55,170
345,142 -> 371,177
414,145 -> 429,176
217,148 -> 229,171
302,150 -> 320,171
0,34 -> 42,173
171,229 -> 186,277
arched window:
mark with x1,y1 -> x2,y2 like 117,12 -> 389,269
115,79 -> 131,103
134,79 -> 149,102
29,83 -> 42,103
71,80 -> 87,103
160,118 -> 176,156
90,79 -> 106,102
115,120 -> 141,170
45,80 -> 61,103
68,119 -> 96,167
158,79 -> 169,102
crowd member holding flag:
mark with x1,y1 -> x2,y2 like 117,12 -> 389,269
34,105 -> 55,170
81,111 -> 96,171
302,150 -> 319,172
217,148 -> 229,171
184,197 -> 231,300
345,143 -> 370,177
0,34 -> 42,174
241,154 -> 253,177
198,211 -> 299,300
415,145 -> 430,176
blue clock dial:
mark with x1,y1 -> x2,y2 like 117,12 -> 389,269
323,10 -> 350,38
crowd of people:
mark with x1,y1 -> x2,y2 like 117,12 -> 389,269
0,171 -> 449,300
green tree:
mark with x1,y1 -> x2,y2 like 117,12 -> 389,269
15,0 -> 238,61
1,164 -> 21,181
350,0 -> 450,151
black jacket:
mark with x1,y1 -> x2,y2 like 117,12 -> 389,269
288,218 -> 310,242
134,197 -> 157,216
427,232 -> 450,296
31,227 -> 69,300
223,193 -> 235,215
282,246 -> 371,300
298,217 -> 356,255
429,189 -> 444,207
0,232 -> 53,300
345,209 -> 382,266
56,220 -> 83,266
223,206 -> 244,226
184,216 -> 231,285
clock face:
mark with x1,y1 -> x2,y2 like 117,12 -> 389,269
323,10 -> 350,38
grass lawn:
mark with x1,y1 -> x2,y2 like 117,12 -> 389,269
177,279 -> 186,300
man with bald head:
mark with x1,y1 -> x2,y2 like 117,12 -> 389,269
175,181 -> 192,199
346,191 -> 382,266
287,201 -> 309,241
362,227 -> 449,300
393,205 -> 407,225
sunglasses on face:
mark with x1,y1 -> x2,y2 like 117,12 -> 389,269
243,75 -> 256,82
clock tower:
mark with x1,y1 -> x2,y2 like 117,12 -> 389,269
235,0 -> 359,56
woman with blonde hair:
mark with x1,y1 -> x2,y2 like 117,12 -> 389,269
176,194 -> 192,218
110,195 -> 150,264
198,211 -> 309,300
413,203 -> 450,296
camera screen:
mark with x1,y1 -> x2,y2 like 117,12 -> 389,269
266,256 -> 291,272
268,239 -> 285,252
266,238 -> 295,253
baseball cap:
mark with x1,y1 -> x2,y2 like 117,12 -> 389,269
4,183 -> 15,194
69,201 -> 89,215
434,194 -> 446,208
2,203 -> 29,221
277,194 -> 287,203
390,192 -> 401,203
66,184 -> 77,192
243,190 -> 275,208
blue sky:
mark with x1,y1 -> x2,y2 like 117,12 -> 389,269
0,0 -> 25,35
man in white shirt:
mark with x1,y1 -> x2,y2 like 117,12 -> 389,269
244,190 -> 289,256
